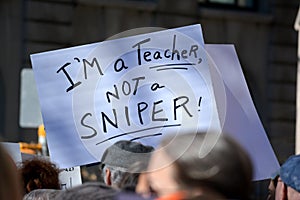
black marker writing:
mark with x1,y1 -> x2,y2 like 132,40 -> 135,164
114,58 -> 128,72
83,58 -> 103,79
137,102 -> 148,125
74,57 -> 80,62
174,96 -> 193,120
81,113 -> 97,139
103,96 -> 193,131
65,167 -> 75,172
106,76 -> 145,103
132,38 -> 151,65
101,109 -> 118,133
79,95 -> 198,140
198,96 -> 202,111
56,62 -> 81,92
152,100 -> 168,122
96,124 -> 180,145
130,133 -> 162,141
125,106 -> 131,126
156,67 -> 188,71
172,34 -> 180,60
131,35 -> 200,66
106,85 -> 118,103
189,44 -> 198,58
151,83 -> 165,91
149,63 -> 195,70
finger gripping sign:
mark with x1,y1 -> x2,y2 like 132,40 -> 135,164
31,25 -> 221,168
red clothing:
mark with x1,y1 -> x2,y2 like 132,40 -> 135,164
155,191 -> 186,200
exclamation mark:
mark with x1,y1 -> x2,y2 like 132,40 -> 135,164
69,177 -> 72,188
198,97 -> 202,111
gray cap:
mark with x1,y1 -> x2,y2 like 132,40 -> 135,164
100,140 -> 154,170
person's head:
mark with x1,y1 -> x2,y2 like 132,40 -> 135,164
270,154 -> 300,200
0,144 -> 22,200
267,174 -> 279,200
55,182 -> 117,200
18,157 -> 60,194
100,140 -> 154,189
23,189 -> 62,200
147,132 -> 253,199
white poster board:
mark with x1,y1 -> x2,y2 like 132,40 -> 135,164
19,68 -> 43,128
59,166 -> 82,189
206,44 -> 279,180
31,24 -> 279,180
31,24 -> 221,168
1,142 -> 22,163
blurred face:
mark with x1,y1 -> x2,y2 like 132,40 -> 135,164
267,176 -> 300,200
286,186 -> 300,200
275,177 -> 287,200
267,179 -> 276,200
147,149 -> 179,197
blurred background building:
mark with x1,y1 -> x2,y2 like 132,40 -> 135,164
0,0 -> 299,198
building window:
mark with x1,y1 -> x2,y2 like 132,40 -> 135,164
198,0 -> 257,10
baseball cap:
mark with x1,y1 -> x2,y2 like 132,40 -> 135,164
100,140 -> 154,171
279,154 -> 300,192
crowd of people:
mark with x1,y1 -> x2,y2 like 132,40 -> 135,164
1,130 -> 300,200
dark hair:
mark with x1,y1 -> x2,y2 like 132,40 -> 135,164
160,132 -> 253,199
19,157 -> 60,194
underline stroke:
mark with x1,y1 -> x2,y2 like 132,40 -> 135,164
156,67 -> 188,71
149,63 -> 195,70
95,124 -> 181,145
130,133 -> 163,141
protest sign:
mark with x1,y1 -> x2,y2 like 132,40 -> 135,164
31,24 -> 221,168
31,24 -> 279,180
206,44 -> 279,180
59,166 -> 82,189
1,142 -> 22,163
